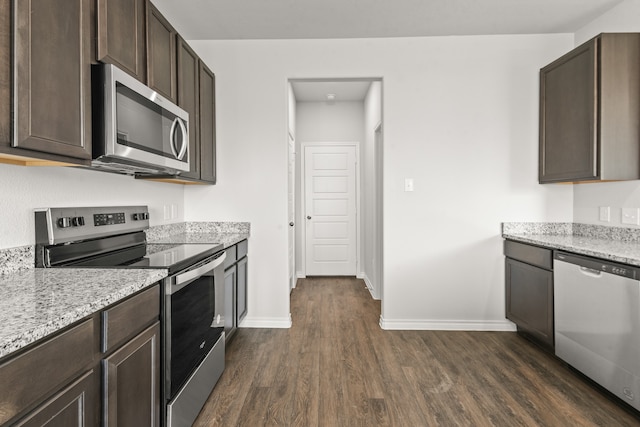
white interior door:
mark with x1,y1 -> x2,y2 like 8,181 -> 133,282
304,144 -> 357,276
288,132 -> 296,291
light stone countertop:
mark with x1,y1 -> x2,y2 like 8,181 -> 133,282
148,232 -> 249,248
502,222 -> 640,266
0,268 -> 167,360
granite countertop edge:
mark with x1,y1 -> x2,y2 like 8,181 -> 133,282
147,231 -> 250,248
0,268 -> 168,360
502,222 -> 640,267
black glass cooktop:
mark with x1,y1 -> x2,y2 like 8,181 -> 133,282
65,242 -> 223,274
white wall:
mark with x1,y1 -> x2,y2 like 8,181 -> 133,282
571,0 -> 640,226
0,164 -> 184,249
187,34 -> 573,330
296,101 -> 365,143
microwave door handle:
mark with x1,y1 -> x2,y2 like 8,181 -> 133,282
169,118 -> 180,159
176,118 -> 188,160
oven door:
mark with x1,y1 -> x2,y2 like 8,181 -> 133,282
165,251 -> 225,399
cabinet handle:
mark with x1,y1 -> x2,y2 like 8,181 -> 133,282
289,222 -> 294,226
307,216 -> 312,220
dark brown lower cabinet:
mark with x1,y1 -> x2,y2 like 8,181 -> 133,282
14,370 -> 98,427
237,256 -> 248,323
0,284 -> 161,426
224,265 -> 238,341
224,240 -> 249,341
103,322 -> 161,427
504,240 -> 554,349
0,319 -> 96,426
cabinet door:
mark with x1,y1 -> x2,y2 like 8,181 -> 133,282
505,258 -> 554,348
103,322 -> 160,427
177,36 -> 200,180
199,61 -> 217,183
539,39 -> 597,183
97,0 -> 146,82
237,257 -> 248,323
15,370 -> 98,427
14,0 -> 93,159
0,319 -> 95,425
146,1 -> 176,102
224,266 -> 237,340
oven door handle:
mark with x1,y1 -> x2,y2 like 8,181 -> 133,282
171,252 -> 226,294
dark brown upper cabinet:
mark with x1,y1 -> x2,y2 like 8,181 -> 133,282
140,41 -> 217,185
146,1 -> 177,102
199,61 -> 217,184
97,0 -> 147,82
8,0 -> 93,163
0,0 -> 10,151
539,33 -> 640,183
176,36 -> 200,181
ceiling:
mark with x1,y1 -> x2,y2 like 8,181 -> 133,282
151,0 -> 623,102
151,0 -> 623,41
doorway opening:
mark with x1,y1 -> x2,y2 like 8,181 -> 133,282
286,78 -> 383,304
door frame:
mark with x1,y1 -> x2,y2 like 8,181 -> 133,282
373,122 -> 383,300
300,141 -> 361,277
288,130 -> 296,291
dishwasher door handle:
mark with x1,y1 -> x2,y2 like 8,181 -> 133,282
579,266 -> 602,277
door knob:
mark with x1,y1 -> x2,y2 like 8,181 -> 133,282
307,215 -> 312,220
289,222 -> 294,226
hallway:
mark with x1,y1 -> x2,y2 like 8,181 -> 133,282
194,277 -> 639,426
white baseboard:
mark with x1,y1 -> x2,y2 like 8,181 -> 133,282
296,271 -> 305,279
359,273 -> 379,300
379,316 -> 517,331
239,314 -> 292,329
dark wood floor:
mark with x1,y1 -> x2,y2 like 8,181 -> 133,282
195,277 -> 640,426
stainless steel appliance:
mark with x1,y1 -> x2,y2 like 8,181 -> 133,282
35,206 -> 225,427
554,251 -> 640,411
92,64 -> 190,175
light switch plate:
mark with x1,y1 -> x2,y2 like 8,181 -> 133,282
599,206 -> 610,222
621,208 -> 639,225
404,178 -> 414,192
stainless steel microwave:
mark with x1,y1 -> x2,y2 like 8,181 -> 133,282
91,64 -> 189,175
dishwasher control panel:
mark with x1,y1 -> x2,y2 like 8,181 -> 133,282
555,252 -> 639,280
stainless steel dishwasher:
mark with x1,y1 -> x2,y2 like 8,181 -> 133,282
554,251 -> 640,411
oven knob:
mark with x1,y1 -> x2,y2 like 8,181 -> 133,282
133,213 -> 149,221
57,217 -> 71,228
72,216 -> 85,227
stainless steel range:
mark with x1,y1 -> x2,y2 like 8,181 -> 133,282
35,206 -> 226,427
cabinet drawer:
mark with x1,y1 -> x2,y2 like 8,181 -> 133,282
102,285 -> 160,353
504,240 -> 552,270
237,239 -> 248,259
0,318 -> 95,425
224,245 -> 237,269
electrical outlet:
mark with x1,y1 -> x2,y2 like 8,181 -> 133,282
599,206 -> 610,222
621,208 -> 640,225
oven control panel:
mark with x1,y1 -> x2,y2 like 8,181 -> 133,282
94,212 -> 126,226
35,206 -> 150,245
